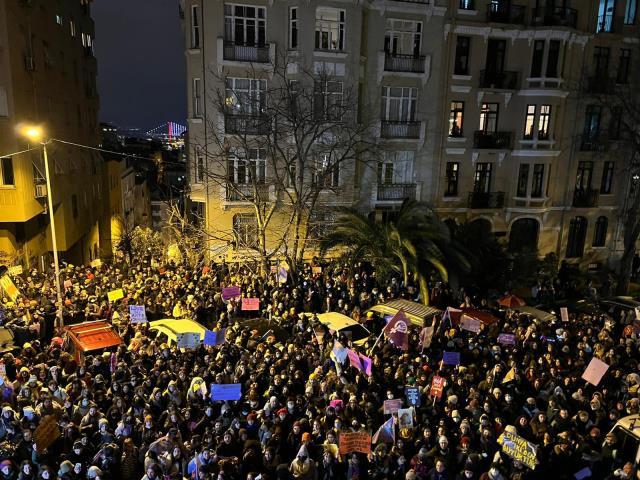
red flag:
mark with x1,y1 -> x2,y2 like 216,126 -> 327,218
383,310 -> 409,350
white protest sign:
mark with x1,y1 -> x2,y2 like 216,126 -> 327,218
129,305 -> 147,324
560,307 -> 569,322
176,332 -> 201,350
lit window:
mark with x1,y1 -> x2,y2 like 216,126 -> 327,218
56,15 -> 63,25
315,7 -> 345,51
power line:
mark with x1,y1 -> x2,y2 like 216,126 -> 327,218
0,146 -> 41,158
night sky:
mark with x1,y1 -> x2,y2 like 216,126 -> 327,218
92,0 -> 187,131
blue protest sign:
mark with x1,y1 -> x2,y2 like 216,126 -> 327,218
442,351 -> 460,366
211,383 -> 242,401
204,329 -> 226,346
405,386 -> 421,407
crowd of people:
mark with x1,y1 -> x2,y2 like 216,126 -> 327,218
0,258 -> 636,480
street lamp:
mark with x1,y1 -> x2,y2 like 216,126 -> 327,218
17,124 -> 64,329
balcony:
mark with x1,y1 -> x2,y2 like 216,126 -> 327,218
224,114 -> 270,135
384,53 -> 426,73
473,130 -> 512,149
479,70 -> 519,89
580,133 -> 609,152
531,7 -> 578,28
381,121 -> 421,139
223,42 -> 270,63
573,188 -> 599,208
377,183 -> 417,201
486,3 -> 527,25
468,191 -> 505,209
226,183 -> 270,202
584,75 -> 615,94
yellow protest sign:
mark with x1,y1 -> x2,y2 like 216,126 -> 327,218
0,275 -> 20,301
107,288 -> 124,302
498,429 -> 537,469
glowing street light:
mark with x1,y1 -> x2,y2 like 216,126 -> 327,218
16,124 -> 64,328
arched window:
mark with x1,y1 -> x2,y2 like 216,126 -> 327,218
509,218 -> 539,252
566,216 -> 588,258
593,216 -> 608,247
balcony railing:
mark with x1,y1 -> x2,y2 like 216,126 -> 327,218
531,7 -> 578,28
580,133 -> 609,152
377,183 -> 417,201
473,130 -> 512,149
225,114 -> 270,135
486,3 -> 527,24
384,53 -> 426,73
468,191 -> 505,209
584,75 -> 615,94
573,188 -> 599,208
226,183 -> 270,202
479,70 -> 519,89
223,42 -> 270,63
381,121 -> 421,139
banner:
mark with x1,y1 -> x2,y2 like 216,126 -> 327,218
277,266 -> 288,284
176,332 -> 201,350
203,329 -> 226,347
498,333 -> 516,346
221,286 -> 241,301
34,415 -> 61,452
405,386 -> 421,407
7,265 -> 22,276
430,375 -> 445,399
372,417 -> 395,444
499,430 -> 537,470
560,307 -> 569,322
241,297 -> 260,311
418,325 -> 435,349
0,275 -> 20,301
460,316 -> 481,333
129,305 -> 147,324
338,432 -> 371,456
107,289 -> 124,302
347,349 -> 363,371
383,399 -> 402,414
442,351 -> 460,366
210,383 -> 242,401
331,341 -> 348,364
383,310 -> 409,350
582,357 -> 609,386
358,353 -> 373,376
398,407 -> 414,429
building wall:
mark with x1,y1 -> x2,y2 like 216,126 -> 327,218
0,0 -> 104,268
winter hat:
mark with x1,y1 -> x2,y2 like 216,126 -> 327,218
0,460 -> 11,470
297,445 -> 309,458
87,466 -> 103,479
58,460 -> 74,476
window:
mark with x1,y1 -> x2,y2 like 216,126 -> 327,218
314,80 -> 343,121
593,46 -> 610,77
56,15 -> 62,25
532,164 -> 544,198
625,0 -> 637,24
191,5 -> 200,48
194,147 -> 205,183
224,4 -> 266,45
610,106 -> 622,139
382,87 -> 417,122
617,49 -> 631,84
192,78 -> 202,118
598,0 -> 617,32
474,162 -> 492,193
227,148 -> 266,184
289,7 -> 298,48
523,105 -> 536,139
479,103 -> 499,132
308,210 -> 335,241
225,78 -> 266,115
538,105 -> 551,140
517,164 -> 529,197
233,214 -> 258,248
0,157 -> 14,186
384,19 -> 422,56
576,161 -> 594,190
315,7 -> 345,51
454,36 -> 470,75
531,40 -> 545,77
546,40 -> 560,78
314,153 -> 339,188
70,20 -> 76,37
449,101 -> 464,137
0,87 -> 7,117
72,194 -> 78,219
584,105 -> 602,140
593,216 -> 608,247
445,162 -> 459,197
377,151 -> 414,184
601,161 -> 614,194
459,0 -> 475,9
566,216 -> 588,258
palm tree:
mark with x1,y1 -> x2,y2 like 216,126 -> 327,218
320,200 -> 468,305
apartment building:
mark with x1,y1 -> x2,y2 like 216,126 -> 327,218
180,0 -> 448,261
0,0 -> 106,268
435,0 -> 639,268
182,0 -> 638,268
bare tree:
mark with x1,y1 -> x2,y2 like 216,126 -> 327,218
195,54 -> 378,276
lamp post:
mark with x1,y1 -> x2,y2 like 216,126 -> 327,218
18,126 -> 64,328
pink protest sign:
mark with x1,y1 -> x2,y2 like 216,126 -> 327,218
241,298 -> 260,311
347,349 -> 363,371
460,316 -> 481,333
383,399 -> 403,414
582,357 -> 609,386
330,399 -> 344,410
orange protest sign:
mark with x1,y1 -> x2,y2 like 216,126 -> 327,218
339,431 -> 372,456
430,375 -> 445,399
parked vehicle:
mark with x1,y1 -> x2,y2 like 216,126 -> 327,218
63,320 -> 123,365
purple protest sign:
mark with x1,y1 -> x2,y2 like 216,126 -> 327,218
497,333 -> 516,346
442,351 -> 460,365
221,286 -> 241,301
